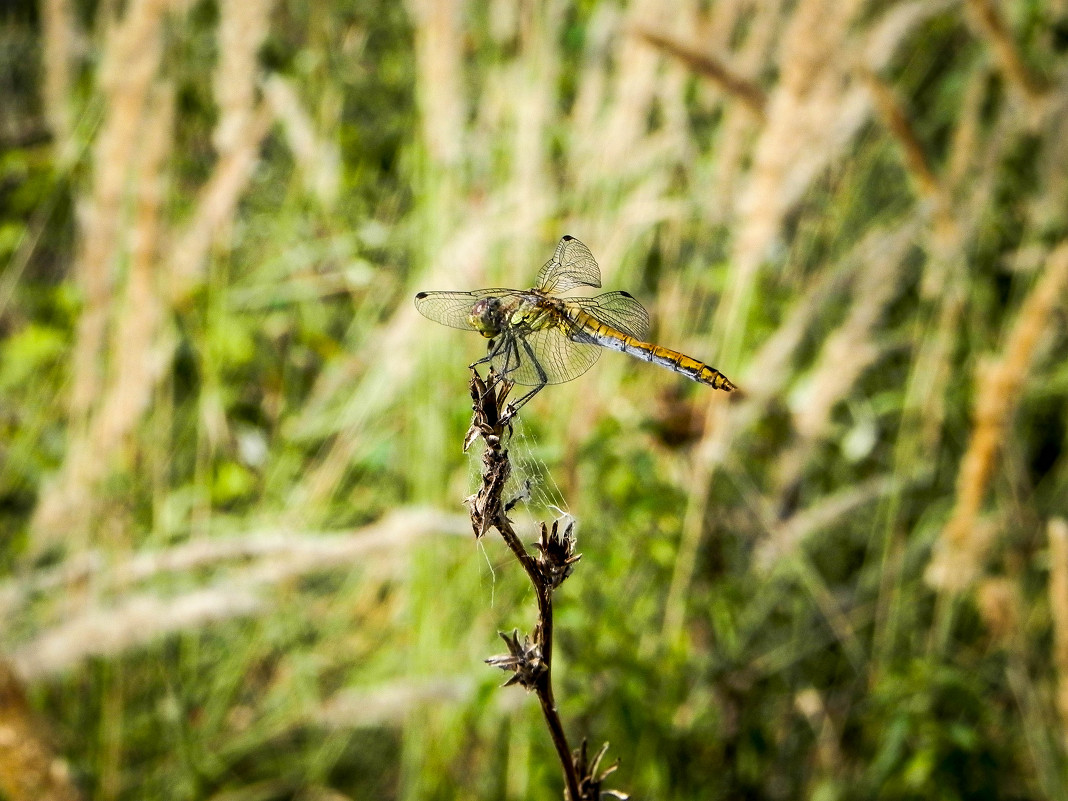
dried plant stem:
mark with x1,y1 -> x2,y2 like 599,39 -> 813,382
170,104 -> 274,297
68,0 -> 171,424
40,0 -> 74,150
927,243 -> 1068,592
1048,518 -> 1068,753
213,0 -> 275,156
632,27 -> 767,119
964,0 -> 1045,111
30,0 -> 277,555
860,68 -> 942,206
465,370 -> 623,801
467,375 -> 578,798
406,0 -> 466,168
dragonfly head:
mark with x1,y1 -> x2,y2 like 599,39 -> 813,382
469,297 -> 504,338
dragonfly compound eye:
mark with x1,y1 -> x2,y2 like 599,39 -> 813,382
469,297 -> 503,337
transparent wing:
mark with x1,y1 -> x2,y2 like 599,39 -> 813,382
566,291 -> 650,340
535,236 -> 602,294
490,329 -> 601,386
413,288 -> 519,330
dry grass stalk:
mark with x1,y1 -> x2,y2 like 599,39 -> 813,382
723,0 -> 934,293
1048,518 -> 1068,752
29,84 -> 174,552
720,0 -> 867,358
213,0 -> 275,155
772,224 -> 913,501
33,0 -> 278,553
67,0 -> 171,425
963,0 -> 1046,115
1030,99 -> 1068,235
12,587 -> 264,679
696,0 -> 779,210
96,84 -> 173,458
863,0 -> 956,70
170,103 -> 274,298
263,75 -> 341,207
511,9 -> 558,239
318,678 -> 478,729
1,509 -> 467,628
794,688 -> 843,774
631,27 -> 767,119
927,243 -> 1068,592
32,0 -> 174,553
0,660 -> 81,801
860,68 -> 942,205
976,576 -> 1020,646
758,475 -> 896,570
405,0 -> 466,167
862,0 -> 966,257
567,6 -> 620,169
575,1 -> 663,184
945,65 -> 991,192
40,0 -> 75,152
911,282 -> 967,454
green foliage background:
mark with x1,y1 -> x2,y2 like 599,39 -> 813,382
2,0 -> 1068,799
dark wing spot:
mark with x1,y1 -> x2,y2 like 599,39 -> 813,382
561,234 -> 575,241
619,291 -> 634,298
415,292 -> 428,299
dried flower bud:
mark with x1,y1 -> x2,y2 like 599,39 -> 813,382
574,739 -> 627,800
534,519 -> 582,590
485,629 -> 547,690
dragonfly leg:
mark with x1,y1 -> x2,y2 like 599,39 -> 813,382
469,337 -> 516,407
469,336 -> 503,369
502,338 -> 548,416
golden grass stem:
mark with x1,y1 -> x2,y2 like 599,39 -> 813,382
405,0 -> 466,167
169,104 -> 274,297
964,0 -> 1046,113
34,85 -> 174,554
1049,518 -> 1068,753
927,243 -> 1068,592
213,0 -> 275,156
97,84 -> 173,457
264,75 -> 341,208
67,0 -> 170,425
631,26 -> 767,119
40,0 -> 75,152
860,67 -> 942,204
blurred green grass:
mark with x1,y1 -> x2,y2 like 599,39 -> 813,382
2,0 -> 1068,799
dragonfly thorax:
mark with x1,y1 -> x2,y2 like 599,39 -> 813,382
468,297 -> 505,338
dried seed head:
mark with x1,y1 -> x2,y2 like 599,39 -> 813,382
574,739 -> 628,800
533,519 -> 582,590
485,629 -> 546,690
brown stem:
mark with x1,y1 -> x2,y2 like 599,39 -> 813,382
467,369 -> 588,800
488,448 -> 581,799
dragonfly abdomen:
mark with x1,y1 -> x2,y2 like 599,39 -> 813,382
575,316 -> 735,391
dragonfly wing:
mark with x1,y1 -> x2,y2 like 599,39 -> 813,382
535,236 -> 602,294
491,328 -> 601,386
414,288 -> 518,330
568,291 -> 650,340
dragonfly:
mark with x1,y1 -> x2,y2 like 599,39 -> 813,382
414,235 -> 736,411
